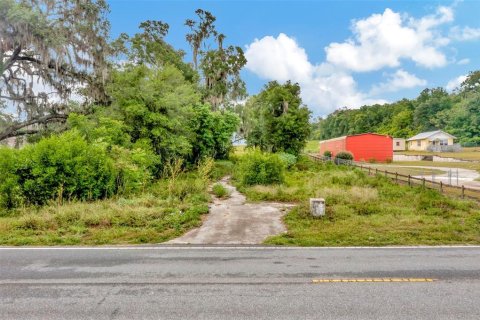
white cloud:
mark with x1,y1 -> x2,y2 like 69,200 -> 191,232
244,33 -> 312,83
445,75 -> 467,91
244,4 -> 477,116
450,26 -> 480,41
457,58 -> 470,65
370,69 -> 427,95
325,6 -> 453,72
245,34 -> 386,115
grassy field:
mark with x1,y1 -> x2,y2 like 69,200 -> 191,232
304,140 -> 320,154
397,147 -> 480,161
0,161 -> 233,245
237,157 -> 480,246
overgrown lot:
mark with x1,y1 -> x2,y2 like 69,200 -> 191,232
236,156 -> 480,246
0,161 -> 233,246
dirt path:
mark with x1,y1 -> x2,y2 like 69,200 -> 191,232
166,177 -> 293,244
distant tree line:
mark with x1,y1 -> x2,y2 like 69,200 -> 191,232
311,71 -> 480,146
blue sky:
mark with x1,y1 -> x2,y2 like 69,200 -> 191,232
107,0 -> 480,116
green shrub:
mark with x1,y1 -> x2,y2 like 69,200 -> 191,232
277,152 -> 297,168
212,183 -> 229,198
211,160 -> 234,180
109,145 -> 159,194
237,150 -> 285,186
0,148 -> 23,210
334,151 -> 353,164
16,130 -> 117,206
323,150 -> 332,158
0,130 -> 161,210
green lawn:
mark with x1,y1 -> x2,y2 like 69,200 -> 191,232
238,158 -> 480,246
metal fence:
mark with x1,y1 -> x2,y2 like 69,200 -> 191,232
306,154 -> 480,202
426,143 -> 462,152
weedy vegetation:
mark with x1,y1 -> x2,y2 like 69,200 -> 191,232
234,154 -> 480,246
212,183 -> 230,198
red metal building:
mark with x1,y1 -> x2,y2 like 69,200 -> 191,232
319,133 -> 393,162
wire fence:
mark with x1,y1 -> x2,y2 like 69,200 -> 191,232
306,154 -> 480,202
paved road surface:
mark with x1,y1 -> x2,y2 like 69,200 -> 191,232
1,246 -> 479,319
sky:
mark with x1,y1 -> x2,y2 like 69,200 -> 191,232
107,0 -> 480,117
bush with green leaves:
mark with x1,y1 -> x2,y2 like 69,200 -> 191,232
0,130 -> 160,210
0,148 -> 23,210
15,130 -> 117,205
277,152 -> 297,168
323,150 -> 332,158
335,151 -> 354,161
236,150 -> 285,186
334,151 -> 354,165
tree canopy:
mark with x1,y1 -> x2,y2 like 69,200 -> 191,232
245,81 -> 311,155
312,71 -> 480,146
0,0 -> 110,141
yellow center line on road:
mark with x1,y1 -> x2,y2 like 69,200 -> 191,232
312,278 -> 436,283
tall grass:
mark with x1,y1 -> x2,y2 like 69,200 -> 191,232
0,166 -> 217,245
239,156 -> 480,246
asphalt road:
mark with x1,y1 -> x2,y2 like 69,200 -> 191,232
1,246 -> 479,320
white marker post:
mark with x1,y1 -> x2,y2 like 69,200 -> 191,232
310,198 -> 325,217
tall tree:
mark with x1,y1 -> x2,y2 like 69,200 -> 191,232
114,20 -> 198,83
185,9 -> 247,110
245,81 -> 311,155
185,9 -> 217,70
0,0 -> 110,141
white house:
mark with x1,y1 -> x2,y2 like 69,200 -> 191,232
406,130 -> 457,151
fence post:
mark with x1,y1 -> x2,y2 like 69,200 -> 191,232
422,178 -> 425,188
375,168 -> 378,175
369,167 -> 371,175
384,170 -> 387,177
395,172 -> 398,183
462,185 -> 465,199
408,175 -> 411,187
440,181 -> 443,193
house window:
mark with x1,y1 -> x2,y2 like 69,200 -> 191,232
396,141 -> 400,146
440,139 -> 448,146
417,141 -> 421,147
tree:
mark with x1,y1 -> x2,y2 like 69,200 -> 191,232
414,88 -> 452,132
113,20 -> 198,83
108,64 -> 200,171
185,9 -> 217,70
200,42 -> 247,110
461,70 -> 480,93
0,0 -> 110,141
245,81 -> 311,155
189,104 -> 239,162
185,9 -> 247,110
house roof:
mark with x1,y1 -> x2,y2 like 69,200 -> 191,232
407,130 -> 456,141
